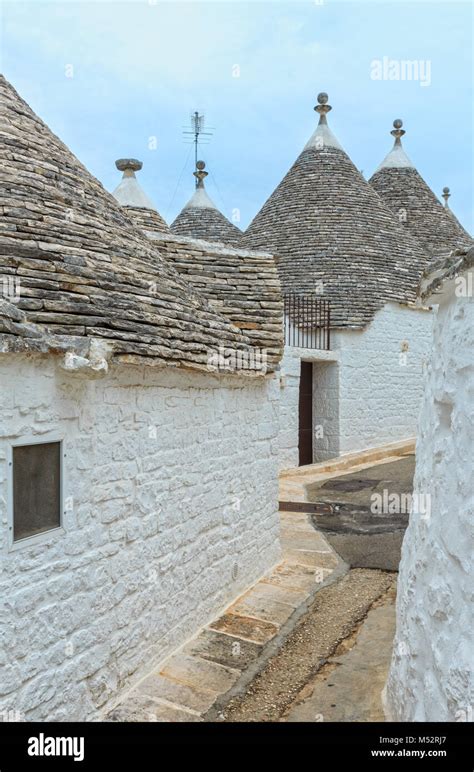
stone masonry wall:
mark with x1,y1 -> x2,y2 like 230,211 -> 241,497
384,286 -> 473,721
0,355 -> 281,721
333,303 -> 434,455
312,361 -> 340,462
278,303 -> 433,470
278,347 -> 339,470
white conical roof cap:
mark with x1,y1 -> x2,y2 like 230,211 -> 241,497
374,120 -> 414,172
112,159 -> 157,209
303,92 -> 344,152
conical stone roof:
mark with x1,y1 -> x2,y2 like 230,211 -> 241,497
112,158 -> 170,234
0,75 -> 259,371
171,162 -> 242,246
242,94 -> 429,329
369,121 -> 472,257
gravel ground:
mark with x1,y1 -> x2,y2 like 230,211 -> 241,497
284,584 -> 397,721
215,569 -> 396,722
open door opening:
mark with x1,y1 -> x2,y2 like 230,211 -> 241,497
298,361 -> 313,466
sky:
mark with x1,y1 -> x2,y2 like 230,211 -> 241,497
1,0 -> 472,231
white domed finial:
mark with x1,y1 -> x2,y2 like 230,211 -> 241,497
442,187 -> 451,208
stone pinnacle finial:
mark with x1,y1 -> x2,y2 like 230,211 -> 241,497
115,158 -> 143,176
442,186 -> 451,208
193,160 -> 208,188
390,119 -> 406,147
314,92 -> 332,124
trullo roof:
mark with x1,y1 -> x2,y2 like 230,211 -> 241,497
242,94 -> 429,329
0,75 -> 265,371
112,158 -> 170,234
369,120 -> 472,257
171,162 -> 242,246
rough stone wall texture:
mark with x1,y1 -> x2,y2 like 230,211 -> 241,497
312,361 -> 340,463
122,205 -> 170,235
0,75 -> 268,371
278,303 -> 433,470
278,347 -> 339,470
334,303 -> 434,455
278,347 -> 302,470
384,283 -> 473,722
0,356 -> 281,721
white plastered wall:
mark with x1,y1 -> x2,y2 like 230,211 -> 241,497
384,276 -> 474,721
0,355 -> 281,721
278,303 -> 434,471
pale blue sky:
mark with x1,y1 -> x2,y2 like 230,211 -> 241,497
1,0 -> 472,230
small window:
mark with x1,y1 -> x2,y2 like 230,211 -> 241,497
12,441 -> 62,542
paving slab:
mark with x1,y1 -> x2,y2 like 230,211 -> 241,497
106,510 -> 342,721
285,548 -> 338,569
261,562 -> 319,593
229,585 -> 298,625
183,629 -> 263,671
160,653 -> 240,695
108,691 -> 201,722
281,534 -> 329,553
209,613 -> 279,645
280,512 -> 320,528
219,570 -> 396,722
137,673 -> 218,714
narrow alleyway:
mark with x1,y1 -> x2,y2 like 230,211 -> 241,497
215,570 -> 396,722
109,449 -> 413,723
214,451 -> 413,722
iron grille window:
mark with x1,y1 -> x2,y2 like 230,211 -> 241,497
284,294 -> 331,350
12,441 -> 62,542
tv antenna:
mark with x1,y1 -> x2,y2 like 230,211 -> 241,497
183,111 -> 214,186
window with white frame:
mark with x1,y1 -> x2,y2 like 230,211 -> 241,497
10,439 -> 62,543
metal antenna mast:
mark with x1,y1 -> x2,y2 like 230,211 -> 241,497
183,112 -> 214,186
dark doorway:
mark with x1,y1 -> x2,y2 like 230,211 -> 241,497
298,361 -> 313,466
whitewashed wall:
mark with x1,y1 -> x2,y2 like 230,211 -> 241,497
278,347 -> 339,470
0,355 -> 281,721
384,279 -> 474,721
278,303 -> 434,471
312,361 -> 340,462
334,303 -> 434,455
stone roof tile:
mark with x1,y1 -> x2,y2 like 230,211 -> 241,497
0,75 -> 279,374
143,231 -> 283,368
171,162 -> 242,246
242,94 -> 429,329
370,121 -> 472,256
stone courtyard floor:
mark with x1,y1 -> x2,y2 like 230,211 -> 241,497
109,446 -> 413,723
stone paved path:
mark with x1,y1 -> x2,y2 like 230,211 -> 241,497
107,511 -> 342,721
218,569 -> 395,722
109,448 -> 407,723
